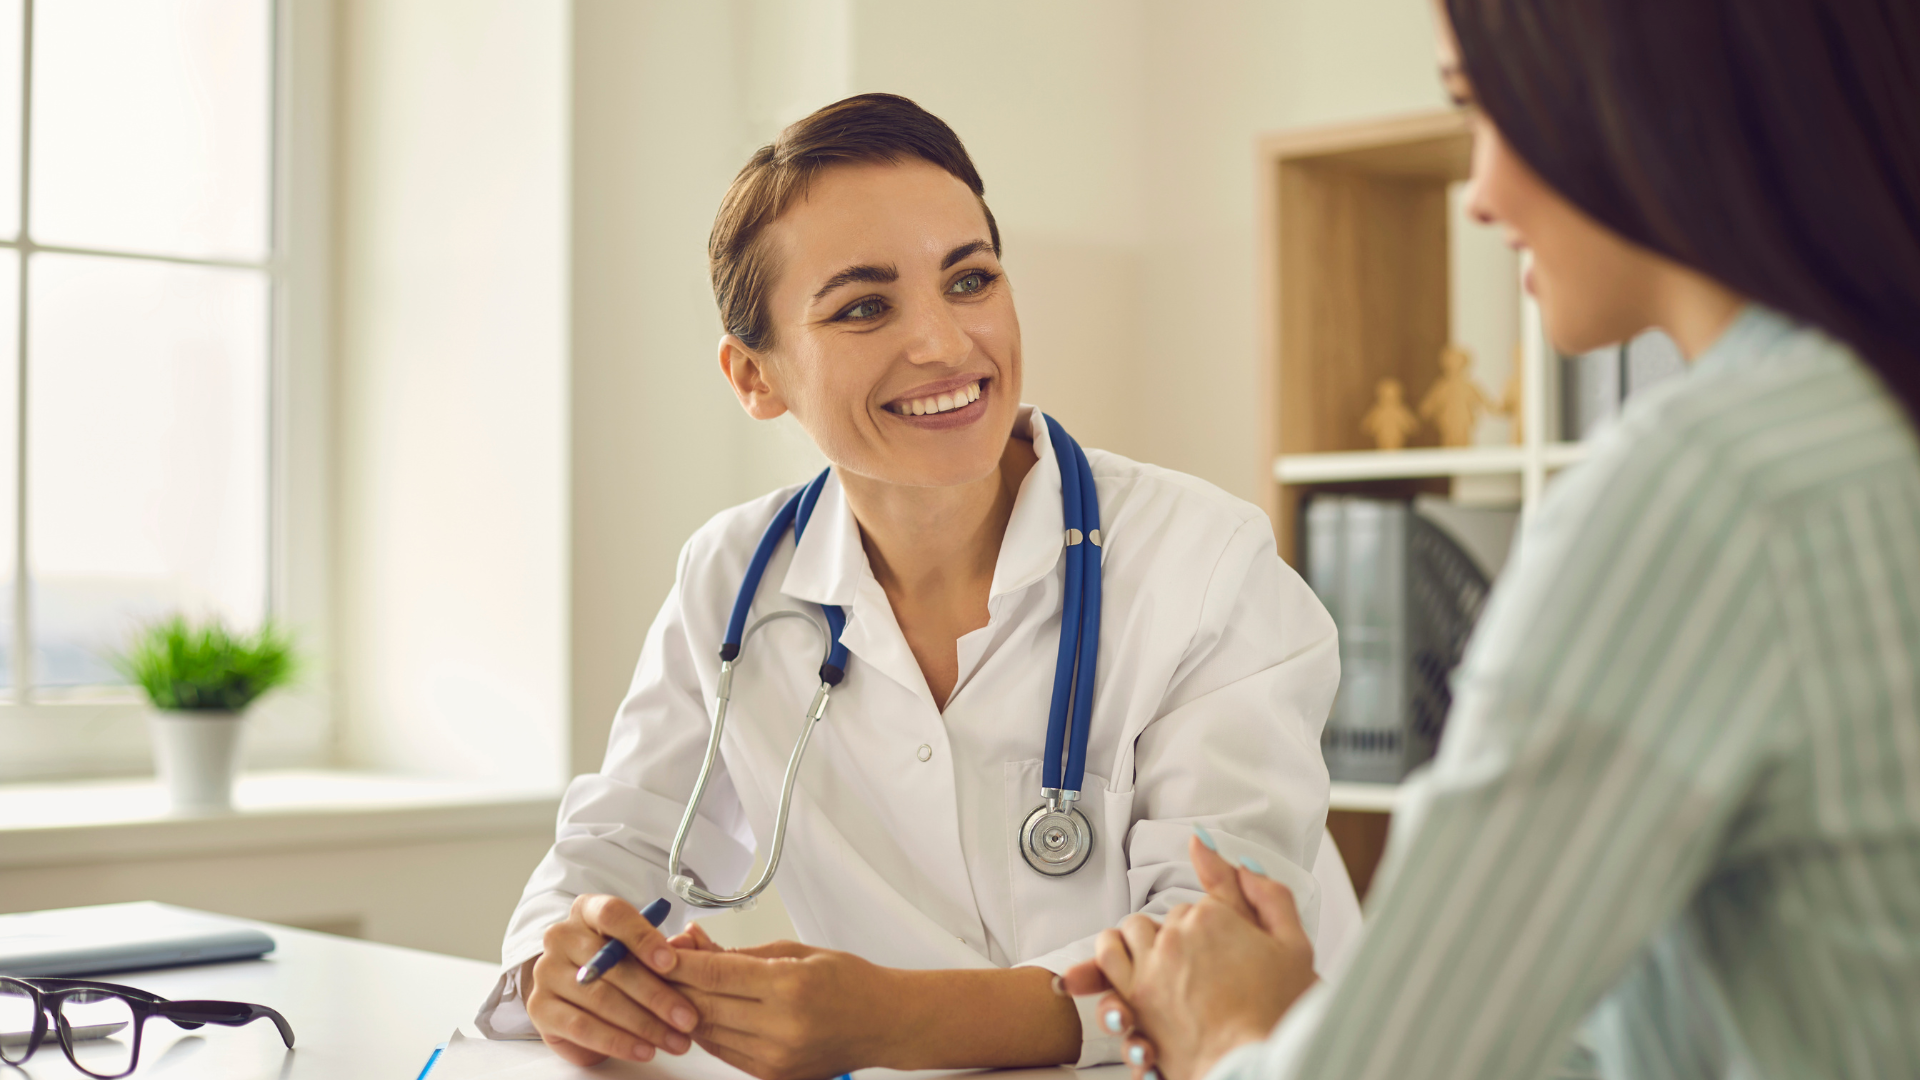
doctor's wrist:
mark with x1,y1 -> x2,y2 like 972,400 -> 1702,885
860,965 -> 926,1068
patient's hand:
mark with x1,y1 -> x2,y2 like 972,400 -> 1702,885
663,936 -> 894,1080
1064,837 -> 1318,1080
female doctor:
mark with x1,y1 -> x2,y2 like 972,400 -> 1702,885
475,93 -> 1344,1077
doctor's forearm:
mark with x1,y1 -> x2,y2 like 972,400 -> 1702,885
871,965 -> 1080,1068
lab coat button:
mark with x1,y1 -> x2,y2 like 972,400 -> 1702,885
916,744 -> 933,762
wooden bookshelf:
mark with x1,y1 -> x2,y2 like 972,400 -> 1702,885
1256,110 -> 1570,900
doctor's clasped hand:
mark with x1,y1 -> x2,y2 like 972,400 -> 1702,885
521,894 -> 699,1065
653,923 -> 1073,1079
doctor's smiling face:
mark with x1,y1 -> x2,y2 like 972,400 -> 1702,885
720,156 -> 1022,490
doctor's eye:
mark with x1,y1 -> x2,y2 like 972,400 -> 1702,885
835,296 -> 888,321
948,269 -> 998,296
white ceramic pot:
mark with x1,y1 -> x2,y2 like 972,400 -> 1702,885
147,710 -> 247,814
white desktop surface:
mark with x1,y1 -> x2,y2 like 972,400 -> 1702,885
3,910 -> 496,1079
5,908 -> 1128,1080
434,1027 -> 1126,1080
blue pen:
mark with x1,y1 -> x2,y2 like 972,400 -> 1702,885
576,897 -> 672,985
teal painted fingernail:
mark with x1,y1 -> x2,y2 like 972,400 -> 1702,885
1104,1008 -> 1123,1033
1146,1070 -> 1161,1080
1128,1045 -> 1146,1066
1193,824 -> 1218,851
1240,855 -> 1267,875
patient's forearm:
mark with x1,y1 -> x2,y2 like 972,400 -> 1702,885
872,965 -> 1079,1069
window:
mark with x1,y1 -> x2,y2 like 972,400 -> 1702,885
1,0 -> 275,701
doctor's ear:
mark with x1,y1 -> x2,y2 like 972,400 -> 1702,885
718,335 -> 789,421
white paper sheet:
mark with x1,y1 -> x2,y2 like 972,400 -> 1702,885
430,1027 -> 1123,1080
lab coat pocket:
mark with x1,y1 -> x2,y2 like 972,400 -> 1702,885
1003,760 -> 1136,962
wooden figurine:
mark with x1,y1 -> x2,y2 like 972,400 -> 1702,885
1495,348 -> 1524,445
1362,377 -> 1421,451
1420,343 -> 1492,448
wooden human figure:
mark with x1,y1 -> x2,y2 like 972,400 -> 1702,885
1496,348 -> 1524,444
1362,377 -> 1421,451
1420,343 -> 1492,447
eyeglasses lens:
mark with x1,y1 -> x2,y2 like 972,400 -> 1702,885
0,980 -> 37,1064
57,990 -> 136,1077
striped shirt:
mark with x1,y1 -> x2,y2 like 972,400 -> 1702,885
1213,306 -> 1920,1080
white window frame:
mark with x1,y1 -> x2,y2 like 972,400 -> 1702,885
0,0 -> 333,782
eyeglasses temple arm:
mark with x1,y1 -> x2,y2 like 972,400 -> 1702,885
158,1001 -> 296,1047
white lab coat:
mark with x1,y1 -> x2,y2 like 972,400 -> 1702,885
478,407 -> 1343,1065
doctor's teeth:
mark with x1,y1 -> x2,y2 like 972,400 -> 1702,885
893,380 -> 982,416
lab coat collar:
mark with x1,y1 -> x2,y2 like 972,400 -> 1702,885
992,406 -> 1070,600
779,468 -> 865,609
777,405 -> 1069,610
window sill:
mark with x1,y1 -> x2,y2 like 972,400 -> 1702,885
0,769 -> 562,870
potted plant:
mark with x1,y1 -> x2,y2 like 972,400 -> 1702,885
113,615 -> 298,814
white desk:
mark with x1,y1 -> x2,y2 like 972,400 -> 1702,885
5,912 -> 497,1079
433,1028 -> 1124,1080
6,909 -> 1127,1080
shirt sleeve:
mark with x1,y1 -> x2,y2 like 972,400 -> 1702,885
474,538 -> 758,1036
1204,431 -> 1793,1080
1022,516 -> 1342,1066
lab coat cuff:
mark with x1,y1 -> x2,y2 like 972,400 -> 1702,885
1014,956 -> 1124,1067
473,949 -> 545,1040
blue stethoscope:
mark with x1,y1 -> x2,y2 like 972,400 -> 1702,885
668,419 -> 1104,909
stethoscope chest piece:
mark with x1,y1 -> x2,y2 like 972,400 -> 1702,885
1020,798 -> 1093,876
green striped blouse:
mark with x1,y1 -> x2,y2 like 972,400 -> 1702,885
1213,306 -> 1920,1080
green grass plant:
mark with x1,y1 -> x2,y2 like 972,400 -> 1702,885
113,615 -> 298,712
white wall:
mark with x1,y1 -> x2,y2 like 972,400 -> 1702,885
332,0 -> 570,786
4,832 -> 555,962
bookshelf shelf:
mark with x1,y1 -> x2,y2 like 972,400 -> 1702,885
1542,441 -> 1590,469
1256,108 -> 1578,564
1275,445 -> 1526,484
1328,781 -> 1401,814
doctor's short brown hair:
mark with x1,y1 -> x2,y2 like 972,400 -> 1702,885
708,93 -> 1002,352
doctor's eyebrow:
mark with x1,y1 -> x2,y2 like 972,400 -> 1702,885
940,240 -> 994,270
809,240 -> 996,304
811,263 -> 898,303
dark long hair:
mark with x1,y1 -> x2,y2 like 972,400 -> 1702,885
1445,0 -> 1920,421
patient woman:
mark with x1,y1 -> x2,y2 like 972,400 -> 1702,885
473,94 -> 1350,1075
1073,2 -> 1920,1079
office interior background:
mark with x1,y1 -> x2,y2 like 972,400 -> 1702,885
1,0 -> 1489,962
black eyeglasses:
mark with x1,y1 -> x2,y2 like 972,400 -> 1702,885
0,975 -> 294,1079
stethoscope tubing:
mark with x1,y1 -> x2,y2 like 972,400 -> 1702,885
1042,421 -> 1083,797
1067,431 -> 1101,794
1042,420 -> 1101,797
672,417 -> 1101,906
673,472 -> 842,909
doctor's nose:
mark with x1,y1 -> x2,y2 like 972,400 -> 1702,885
900,298 -> 974,369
